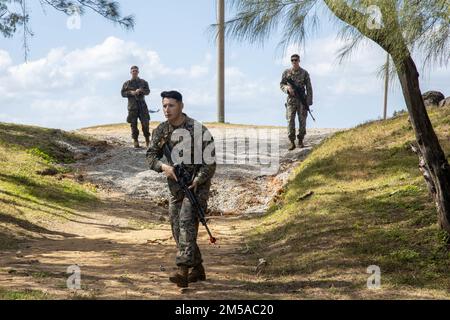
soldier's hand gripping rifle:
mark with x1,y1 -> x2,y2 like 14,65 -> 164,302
162,143 -> 217,244
286,79 -> 316,122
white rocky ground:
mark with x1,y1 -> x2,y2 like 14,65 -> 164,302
73,125 -> 340,215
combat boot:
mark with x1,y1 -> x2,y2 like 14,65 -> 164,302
288,141 -> 296,151
145,136 -> 150,148
133,139 -> 140,148
188,264 -> 206,283
169,266 -> 189,288
298,139 -> 305,148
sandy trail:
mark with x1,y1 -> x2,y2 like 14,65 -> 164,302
0,125 -> 338,299
0,195 -> 261,299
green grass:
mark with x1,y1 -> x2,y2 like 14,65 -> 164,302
0,288 -> 51,300
0,123 -> 100,249
246,106 -> 450,297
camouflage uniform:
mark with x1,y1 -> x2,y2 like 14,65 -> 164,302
146,114 -> 216,268
121,78 -> 151,140
280,67 -> 313,143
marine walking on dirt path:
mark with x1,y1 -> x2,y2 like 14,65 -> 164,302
280,54 -> 314,151
146,90 -> 216,288
121,65 -> 151,148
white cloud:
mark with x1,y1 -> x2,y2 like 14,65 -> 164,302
29,96 -> 122,124
189,65 -> 209,78
225,66 -> 245,79
0,35 -> 447,130
0,51 -> 12,70
0,37 -> 277,129
182,89 -> 215,107
0,37 -> 213,98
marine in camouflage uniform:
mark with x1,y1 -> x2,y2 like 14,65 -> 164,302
121,66 -> 151,148
146,91 -> 216,287
280,54 -> 313,150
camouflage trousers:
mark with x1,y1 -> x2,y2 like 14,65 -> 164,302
167,178 -> 211,267
127,103 -> 150,140
285,102 -> 308,143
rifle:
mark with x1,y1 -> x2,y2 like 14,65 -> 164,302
162,143 -> 217,244
286,79 -> 316,122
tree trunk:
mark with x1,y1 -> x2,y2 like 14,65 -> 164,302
395,55 -> 450,233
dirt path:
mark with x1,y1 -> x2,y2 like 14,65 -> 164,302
0,125 -> 338,299
0,194 -> 262,299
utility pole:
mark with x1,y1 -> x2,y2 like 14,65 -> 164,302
383,53 -> 389,120
217,0 -> 225,123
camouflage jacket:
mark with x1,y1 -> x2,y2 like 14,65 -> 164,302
146,114 -> 216,186
121,78 -> 150,111
280,67 -> 313,106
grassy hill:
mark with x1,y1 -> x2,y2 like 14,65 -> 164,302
0,123 -> 100,251
246,106 -> 450,298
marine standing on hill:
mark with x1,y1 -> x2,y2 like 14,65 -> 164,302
280,54 -> 314,150
146,90 -> 216,288
121,66 -> 151,148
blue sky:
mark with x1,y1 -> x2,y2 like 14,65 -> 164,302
0,0 -> 448,130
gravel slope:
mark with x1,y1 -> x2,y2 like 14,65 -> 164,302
74,125 -> 340,215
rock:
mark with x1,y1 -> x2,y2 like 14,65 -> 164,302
74,153 -> 89,161
91,140 -> 108,147
50,129 -> 63,136
439,97 -> 450,108
422,91 -> 445,107
37,167 -> 59,176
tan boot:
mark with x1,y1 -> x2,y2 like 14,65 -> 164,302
188,264 -> 206,283
169,266 -> 189,288
133,139 -> 140,148
145,136 -> 150,148
288,141 -> 296,151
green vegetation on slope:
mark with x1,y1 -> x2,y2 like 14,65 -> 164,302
0,123 -> 99,250
248,107 -> 450,298
0,288 -> 50,300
